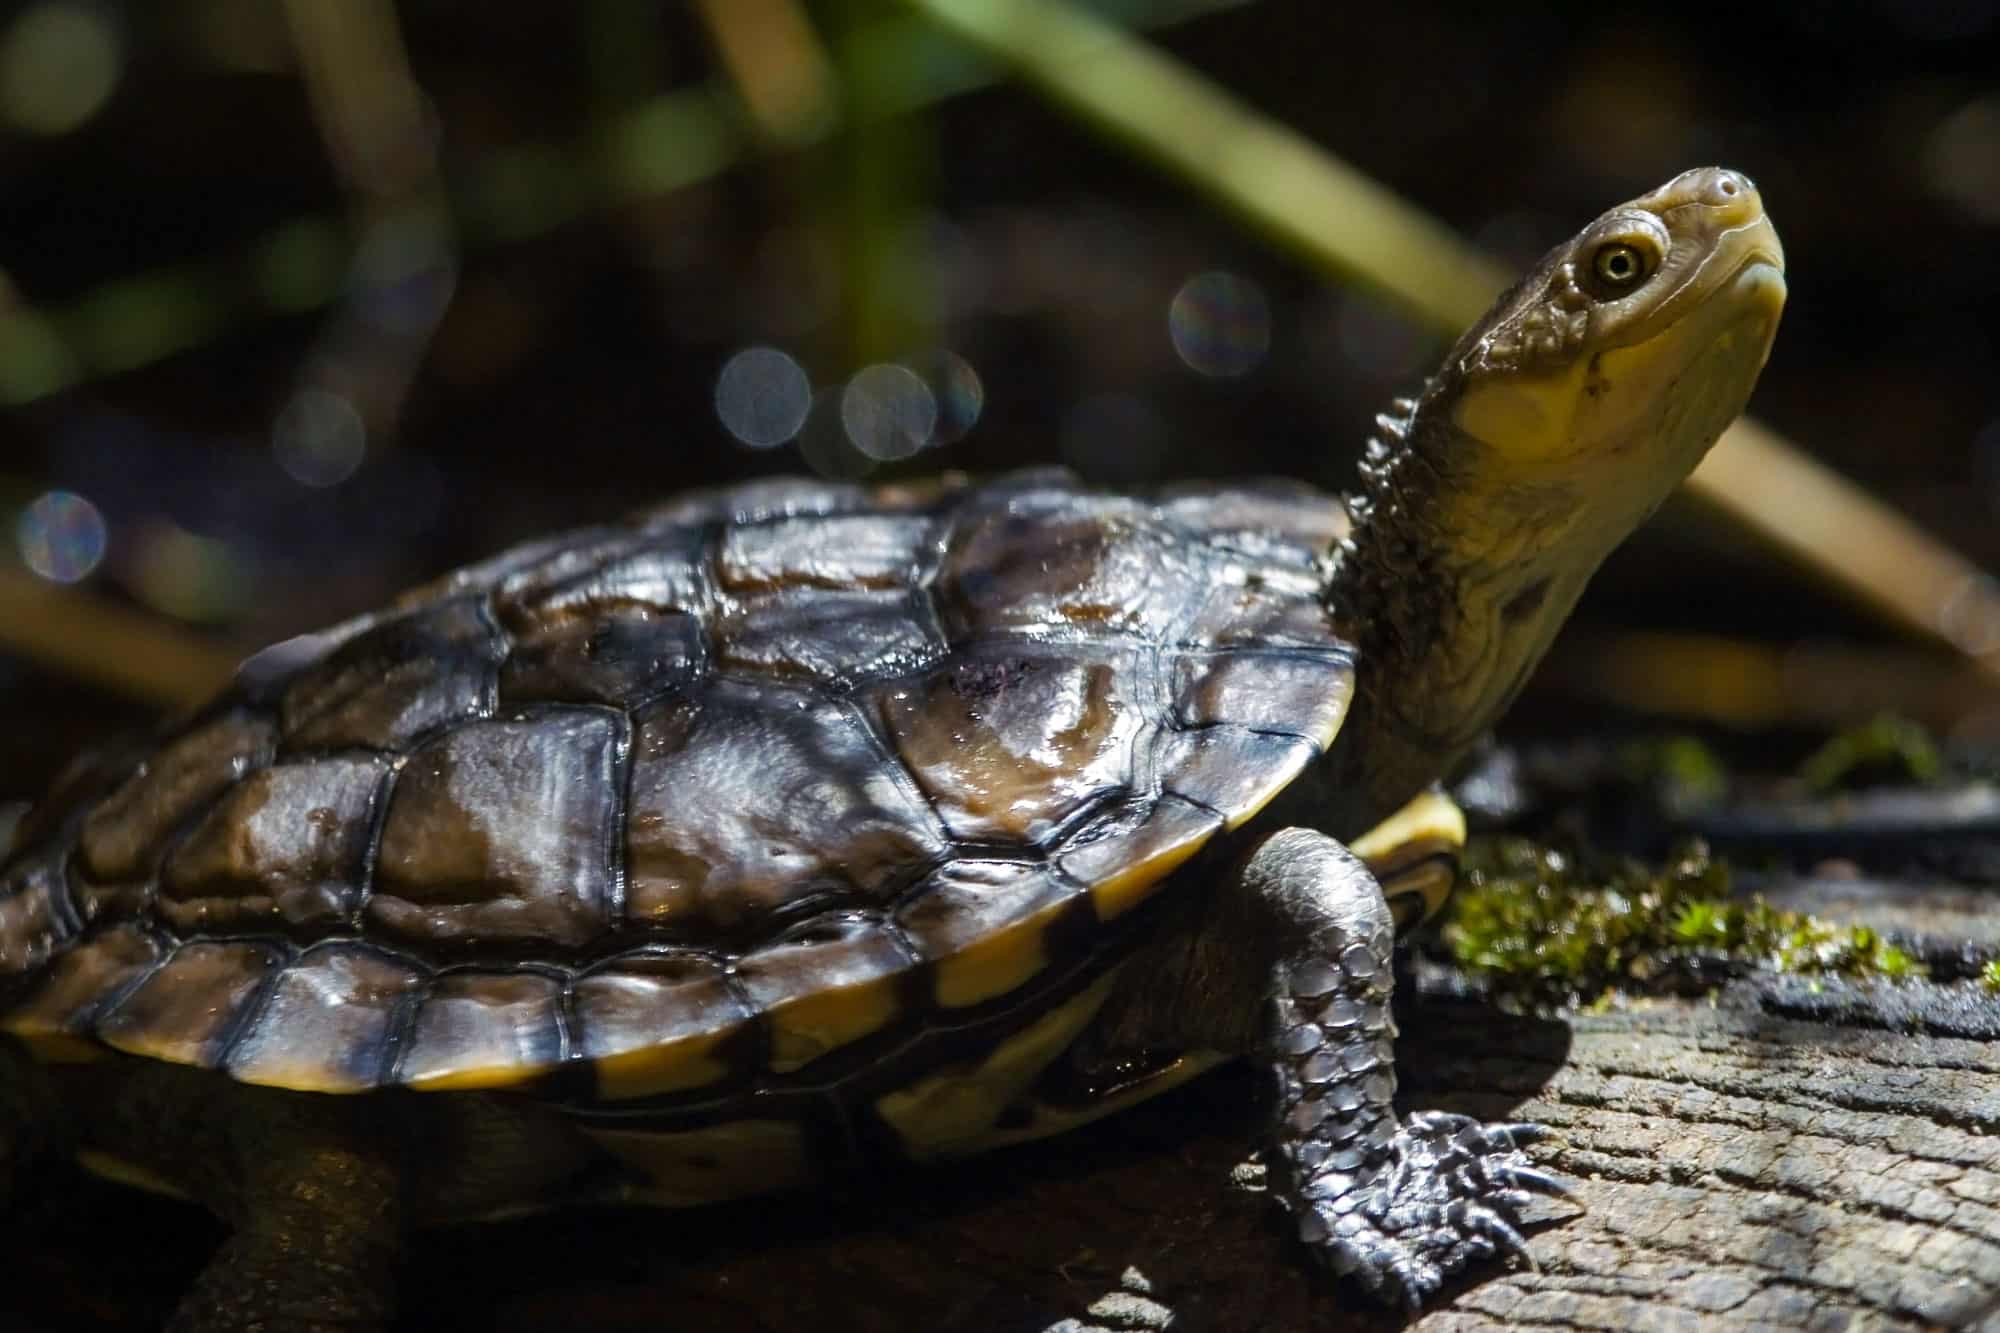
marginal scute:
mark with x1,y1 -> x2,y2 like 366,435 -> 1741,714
1173,649 -> 1352,747
714,589 -> 942,687
733,913 -> 916,1072
160,755 -> 388,933
369,711 -> 620,950
281,599 -> 500,750
78,712 -> 276,886
225,944 -> 424,1092
624,684 -> 944,932
1058,796 -> 1223,920
0,924 -> 161,1058
1159,726 -> 1319,829
398,971 -> 565,1090
876,645 -> 1151,844
96,940 -> 284,1067
717,513 -> 931,592
894,861 -> 1078,1008
574,952 -> 752,1099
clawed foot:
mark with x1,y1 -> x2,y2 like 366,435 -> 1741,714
1287,1111 -> 1572,1309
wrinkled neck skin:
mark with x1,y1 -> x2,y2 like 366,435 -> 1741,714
1321,354 -> 1747,834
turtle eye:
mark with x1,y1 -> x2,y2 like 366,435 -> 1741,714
1589,242 -> 1648,293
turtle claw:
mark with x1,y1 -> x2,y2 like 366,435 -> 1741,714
1287,1111 -> 1567,1308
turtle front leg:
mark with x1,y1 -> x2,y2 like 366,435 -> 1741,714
1081,825 -> 1567,1308
68,1062 -> 403,1333
1245,828 -> 1565,1306
166,1127 -> 402,1333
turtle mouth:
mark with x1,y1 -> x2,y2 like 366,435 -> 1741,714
1728,251 -> 1787,322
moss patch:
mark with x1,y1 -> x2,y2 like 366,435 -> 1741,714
1441,836 -> 1924,1007
1794,713 -> 1942,794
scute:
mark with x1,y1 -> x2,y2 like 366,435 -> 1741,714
369,711 -> 621,950
95,940 -> 283,1067
0,470 -> 1356,1102
224,944 -> 423,1092
279,599 -> 501,751
399,971 -> 566,1090
874,642 -> 1153,844
624,682 -> 946,933
160,755 -> 388,934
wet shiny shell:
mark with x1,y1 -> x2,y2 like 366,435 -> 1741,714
0,470 -> 1354,1104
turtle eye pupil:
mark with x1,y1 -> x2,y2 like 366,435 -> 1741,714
1592,243 -> 1645,290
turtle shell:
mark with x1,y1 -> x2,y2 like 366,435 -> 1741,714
0,469 -> 1354,1108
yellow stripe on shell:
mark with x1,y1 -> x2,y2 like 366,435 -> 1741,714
931,919 -> 1051,1009
403,1061 -> 542,1093
759,976 -> 903,1073
592,1027 -> 739,1101
7,1029 -> 107,1064
875,970 -> 1119,1161
981,1049 -> 1231,1154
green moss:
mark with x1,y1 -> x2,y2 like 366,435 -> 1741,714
1983,959 -> 2000,994
1616,735 -> 1731,814
1794,713 -> 1941,794
1442,836 -> 1926,1006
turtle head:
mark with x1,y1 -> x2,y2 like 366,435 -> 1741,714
1328,168 -> 1784,830
1443,166 -> 1785,482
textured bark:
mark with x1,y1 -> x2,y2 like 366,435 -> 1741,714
7,961 -> 1999,1331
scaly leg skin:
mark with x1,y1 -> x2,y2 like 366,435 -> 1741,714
1249,828 -> 1566,1307
1079,824 -> 1568,1309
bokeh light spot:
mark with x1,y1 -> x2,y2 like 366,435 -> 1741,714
17,489 -> 108,583
1168,271 -> 1270,378
716,346 -> 812,449
273,387 -> 366,488
0,2 -> 122,136
841,364 -> 937,462
918,350 -> 984,446
1925,96 -> 2000,223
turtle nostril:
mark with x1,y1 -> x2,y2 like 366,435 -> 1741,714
1718,178 -> 1738,197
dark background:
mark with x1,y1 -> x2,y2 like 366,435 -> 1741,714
2,0 -> 1998,773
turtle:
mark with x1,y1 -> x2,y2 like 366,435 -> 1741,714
0,166 -> 1784,1329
